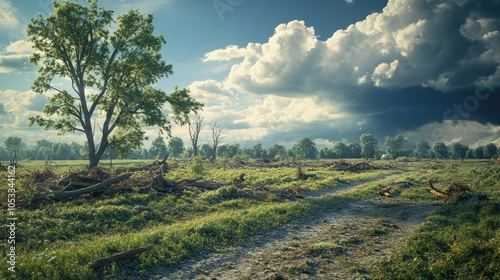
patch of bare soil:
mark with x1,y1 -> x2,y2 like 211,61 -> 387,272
141,176 -> 440,280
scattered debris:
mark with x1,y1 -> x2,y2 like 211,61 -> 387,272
232,173 -> 246,184
326,160 -> 382,172
490,158 -> 500,165
378,186 -> 393,197
428,179 -> 491,202
296,165 -> 317,180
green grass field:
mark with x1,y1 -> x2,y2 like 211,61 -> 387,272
0,159 -> 498,279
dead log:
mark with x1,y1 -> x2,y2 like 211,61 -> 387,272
428,180 -> 446,197
34,173 -> 132,202
88,245 -> 153,269
378,186 -> 392,196
61,181 -> 93,192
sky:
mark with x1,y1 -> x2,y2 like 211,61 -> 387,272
0,0 -> 499,150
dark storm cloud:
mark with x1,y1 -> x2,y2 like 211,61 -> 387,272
339,85 -> 500,140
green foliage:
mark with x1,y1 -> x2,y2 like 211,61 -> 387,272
4,136 -> 23,155
149,136 -> 168,159
292,137 -> 318,159
433,142 -> 449,159
360,133 -> 378,158
167,137 -> 184,158
189,156 -> 206,177
333,141 -> 349,158
27,0 -> 202,168
414,139 -> 431,158
384,133 -> 406,158
449,142 -> 468,159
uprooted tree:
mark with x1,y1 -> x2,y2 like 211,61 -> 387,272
27,0 -> 202,169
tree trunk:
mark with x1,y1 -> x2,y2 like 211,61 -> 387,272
88,154 -> 100,169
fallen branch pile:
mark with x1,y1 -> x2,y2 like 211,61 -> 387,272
327,161 -> 381,172
31,164 -> 248,203
428,179 -> 491,202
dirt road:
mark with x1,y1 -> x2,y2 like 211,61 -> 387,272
144,175 -> 440,279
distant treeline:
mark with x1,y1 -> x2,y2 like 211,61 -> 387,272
1,134 -> 498,162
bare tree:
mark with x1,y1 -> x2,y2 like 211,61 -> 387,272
210,123 -> 223,162
188,113 -> 204,157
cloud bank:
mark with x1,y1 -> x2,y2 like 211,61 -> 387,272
190,0 -> 500,147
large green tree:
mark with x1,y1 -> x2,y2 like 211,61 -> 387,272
360,133 -> 378,159
384,133 -> 406,158
27,0 -> 202,168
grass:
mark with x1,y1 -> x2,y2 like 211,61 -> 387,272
372,162 -> 500,280
0,158 -> 498,279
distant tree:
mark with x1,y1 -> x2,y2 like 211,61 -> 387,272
473,146 -> 484,159
105,145 -> 119,165
0,147 -> 7,161
348,142 -> 362,158
209,123 -> 223,161
149,137 -> 168,159
433,142 -> 449,159
225,144 -> 240,158
333,142 -> 349,158
217,144 -> 228,158
246,144 -> 267,158
53,143 -> 72,160
465,149 -> 474,159
188,113 -> 204,157
414,140 -> 431,158
319,147 -> 335,159
167,137 -> 184,158
483,143 -> 498,159
360,133 -> 378,159
293,137 -> 318,159
181,147 -> 194,159
199,143 -> 212,158
384,134 -> 406,158
267,144 -> 286,159
69,142 -> 83,160
140,148 -> 150,159
27,0 -> 202,168
450,142 -> 468,159
4,136 -> 23,158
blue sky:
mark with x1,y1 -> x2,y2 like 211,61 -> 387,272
1,0 -> 499,150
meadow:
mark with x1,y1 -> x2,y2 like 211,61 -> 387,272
0,158 -> 498,279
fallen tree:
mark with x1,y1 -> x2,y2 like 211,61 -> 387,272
34,173 -> 132,202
